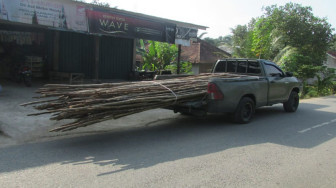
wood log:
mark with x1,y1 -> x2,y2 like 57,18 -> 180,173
24,73 -> 251,132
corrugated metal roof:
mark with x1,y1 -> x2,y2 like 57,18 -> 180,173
70,0 -> 208,30
1,0 -> 207,34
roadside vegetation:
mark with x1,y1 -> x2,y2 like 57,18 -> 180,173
205,3 -> 336,98
136,39 -> 193,74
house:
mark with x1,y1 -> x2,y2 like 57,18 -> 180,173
325,51 -> 336,70
181,38 -> 231,74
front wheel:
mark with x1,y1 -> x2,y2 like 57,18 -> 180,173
283,91 -> 299,112
232,97 -> 255,124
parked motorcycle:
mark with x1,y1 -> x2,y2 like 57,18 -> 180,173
19,66 -> 32,87
12,64 -> 32,87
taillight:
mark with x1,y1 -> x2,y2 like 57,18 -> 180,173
207,83 -> 223,100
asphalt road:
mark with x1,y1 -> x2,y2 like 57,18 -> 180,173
1,96 -> 336,187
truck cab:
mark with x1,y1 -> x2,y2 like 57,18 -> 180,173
212,59 -> 301,105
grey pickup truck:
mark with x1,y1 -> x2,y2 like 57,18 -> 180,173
174,59 -> 303,123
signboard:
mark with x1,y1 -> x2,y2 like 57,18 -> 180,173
87,8 -> 175,43
176,27 -> 198,40
175,26 -> 198,46
0,0 -> 87,32
0,30 -> 44,45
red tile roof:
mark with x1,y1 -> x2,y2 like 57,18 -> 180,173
181,39 -> 231,64
327,51 -> 336,58
181,42 -> 201,63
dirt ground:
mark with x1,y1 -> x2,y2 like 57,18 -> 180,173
0,79 -> 180,147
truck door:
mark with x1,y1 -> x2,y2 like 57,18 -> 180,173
264,63 -> 289,103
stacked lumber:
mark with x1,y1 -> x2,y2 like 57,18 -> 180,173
22,73 -> 247,132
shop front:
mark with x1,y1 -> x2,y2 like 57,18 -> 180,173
0,0 -> 206,82
0,23 -> 49,80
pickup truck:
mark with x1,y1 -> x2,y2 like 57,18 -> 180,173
173,59 -> 303,123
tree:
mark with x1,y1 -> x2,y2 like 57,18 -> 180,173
203,37 -> 216,46
165,61 -> 193,74
231,3 -> 334,85
203,35 -> 233,47
263,3 -> 334,89
251,18 -> 274,59
73,0 -> 111,7
138,40 -> 178,73
316,66 -> 336,95
231,24 -> 254,58
220,35 -> 233,46
267,4 -> 332,60
91,0 -> 110,7
330,34 -> 336,51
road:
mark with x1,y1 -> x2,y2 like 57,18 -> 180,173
1,96 -> 336,187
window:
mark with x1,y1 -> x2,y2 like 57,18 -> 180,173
264,64 -> 283,77
237,61 -> 247,73
247,61 -> 261,74
227,61 -> 237,73
214,61 -> 226,72
214,60 -> 262,75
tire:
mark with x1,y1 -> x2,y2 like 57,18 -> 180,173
23,76 -> 32,87
24,80 -> 32,87
180,112 -> 193,116
233,97 -> 255,124
283,91 -> 299,112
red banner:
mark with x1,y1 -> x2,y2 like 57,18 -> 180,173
87,9 -> 175,43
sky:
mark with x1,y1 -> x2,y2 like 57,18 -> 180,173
86,0 -> 336,38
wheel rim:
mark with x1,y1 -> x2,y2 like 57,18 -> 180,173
242,103 -> 253,120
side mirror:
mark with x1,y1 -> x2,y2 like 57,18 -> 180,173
285,72 -> 293,77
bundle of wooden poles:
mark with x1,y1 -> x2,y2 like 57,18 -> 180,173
22,73 -> 246,132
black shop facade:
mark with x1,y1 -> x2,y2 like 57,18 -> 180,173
0,0 -> 205,81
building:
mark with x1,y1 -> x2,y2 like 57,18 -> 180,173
0,0 -> 206,82
325,51 -> 336,70
180,38 -> 231,74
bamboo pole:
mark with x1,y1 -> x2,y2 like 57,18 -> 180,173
24,73 -> 255,132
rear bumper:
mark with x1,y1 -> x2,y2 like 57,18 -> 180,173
173,98 -> 237,115
206,99 -> 237,113
172,101 -> 207,115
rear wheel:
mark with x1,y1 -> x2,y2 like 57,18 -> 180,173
23,77 -> 32,87
233,97 -> 255,124
283,91 -> 299,112
180,112 -> 193,116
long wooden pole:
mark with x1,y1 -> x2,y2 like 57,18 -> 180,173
23,73 -> 254,132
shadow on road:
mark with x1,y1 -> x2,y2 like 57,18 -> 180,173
0,97 -> 336,176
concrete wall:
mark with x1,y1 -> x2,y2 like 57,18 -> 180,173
192,64 -> 199,75
325,54 -> 336,69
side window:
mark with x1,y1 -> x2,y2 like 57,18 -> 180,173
237,61 -> 247,73
214,61 -> 226,72
247,61 -> 261,74
227,61 -> 237,73
264,64 -> 283,77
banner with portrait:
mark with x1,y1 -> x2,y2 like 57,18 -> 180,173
0,0 -> 87,32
